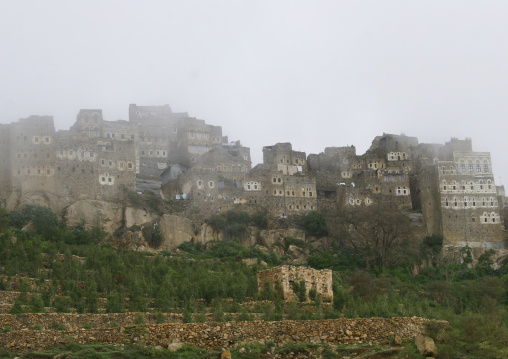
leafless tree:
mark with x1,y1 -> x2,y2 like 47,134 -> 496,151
335,204 -> 419,269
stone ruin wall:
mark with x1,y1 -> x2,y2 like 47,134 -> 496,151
257,265 -> 333,302
0,314 -> 440,352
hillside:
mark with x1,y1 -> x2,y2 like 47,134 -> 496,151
0,204 -> 507,358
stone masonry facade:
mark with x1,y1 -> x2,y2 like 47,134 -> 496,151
0,105 -> 506,248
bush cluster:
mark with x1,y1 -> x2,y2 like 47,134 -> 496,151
207,210 -> 268,240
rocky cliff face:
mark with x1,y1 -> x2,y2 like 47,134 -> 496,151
64,200 -> 124,234
7,194 -> 313,260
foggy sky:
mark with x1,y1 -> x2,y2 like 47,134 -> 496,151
1,1 -> 507,186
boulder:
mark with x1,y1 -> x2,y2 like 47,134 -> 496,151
124,207 -> 158,228
240,226 -> 259,248
167,340 -> 183,352
200,223 -> 223,244
287,244 -> 310,264
64,200 -> 123,234
415,335 -> 437,357
394,335 -> 402,345
285,228 -> 306,240
7,190 -> 74,213
159,214 -> 197,249
259,230 -> 282,247
242,258 -> 258,266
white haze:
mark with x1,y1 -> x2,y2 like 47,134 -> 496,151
1,1 -> 507,186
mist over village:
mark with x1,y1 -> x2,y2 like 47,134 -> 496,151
0,1 -> 507,358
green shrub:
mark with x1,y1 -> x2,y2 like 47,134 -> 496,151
308,288 -> 317,302
106,290 -> 125,313
9,300 -> 24,315
208,215 -> 228,231
290,280 -> 307,302
177,241 -> 201,254
133,313 -> 145,325
251,212 -> 268,229
53,296 -> 71,313
307,252 -> 340,270
227,223 -> 247,239
145,192 -> 161,212
226,210 -> 250,225
235,308 -> 254,322
302,211 -> 328,238
51,322 -> 67,331
193,311 -> 207,323
29,294 -> 45,313
31,324 -> 42,330
211,299 -> 224,322
155,311 -> 166,324
182,307 -> 192,323
207,241 -> 245,259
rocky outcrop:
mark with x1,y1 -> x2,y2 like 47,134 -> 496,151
159,214 -> 198,249
64,200 -> 123,234
199,223 -> 224,244
6,190 -> 75,214
286,245 -> 310,265
259,230 -> 281,247
124,207 -> 158,228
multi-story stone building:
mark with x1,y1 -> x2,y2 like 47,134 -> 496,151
0,105 -> 505,249
434,139 -> 502,248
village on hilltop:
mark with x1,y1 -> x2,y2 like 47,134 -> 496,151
0,104 -> 506,249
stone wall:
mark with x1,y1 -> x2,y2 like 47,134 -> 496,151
0,316 -> 440,352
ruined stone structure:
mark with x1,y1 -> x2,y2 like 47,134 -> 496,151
257,265 -> 333,302
0,105 -> 505,248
